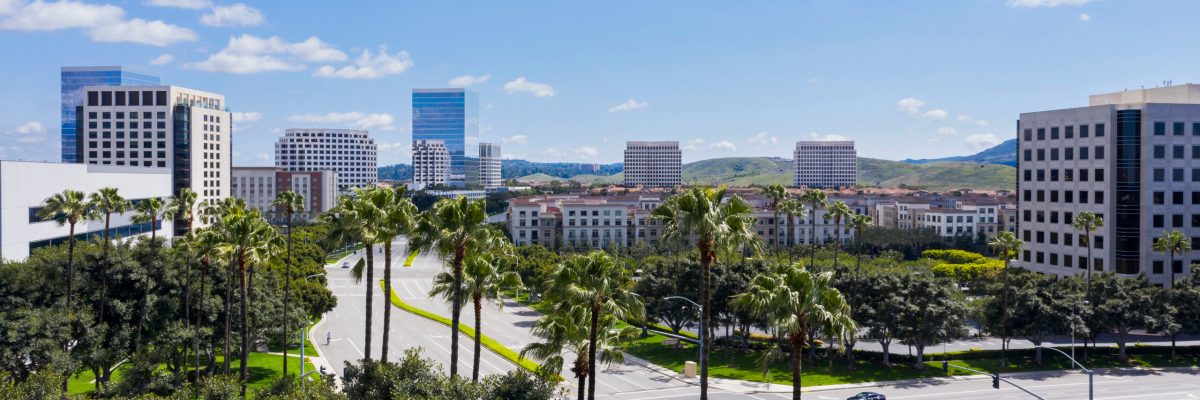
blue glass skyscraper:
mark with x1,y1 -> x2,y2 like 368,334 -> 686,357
60,66 -> 159,163
412,88 -> 478,186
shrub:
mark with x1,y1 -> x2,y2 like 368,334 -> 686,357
922,249 -> 987,264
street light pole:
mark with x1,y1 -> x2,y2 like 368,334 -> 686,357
663,296 -> 703,366
1038,345 -> 1093,400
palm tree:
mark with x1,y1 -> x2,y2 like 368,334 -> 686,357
430,253 -> 521,381
762,184 -> 787,251
271,190 -> 304,374
361,187 -> 418,362
326,193 -> 381,361
87,187 -> 129,326
1071,212 -> 1103,296
207,198 -> 248,374
800,189 -> 828,268
988,230 -> 1022,365
778,199 -> 805,255
168,187 -> 199,233
826,201 -> 853,272
37,189 -> 92,391
187,228 -> 222,394
651,187 -> 761,400
544,251 -> 644,400
732,263 -> 856,400
849,214 -> 873,278
1152,230 -> 1192,287
214,206 -> 280,397
520,309 -> 639,400
409,195 -> 500,378
130,196 -> 167,355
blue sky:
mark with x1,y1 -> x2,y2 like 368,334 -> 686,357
0,0 -> 1197,165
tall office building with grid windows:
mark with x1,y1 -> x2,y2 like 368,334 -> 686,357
623,141 -> 681,187
412,88 -> 479,186
793,141 -> 857,189
61,66 -> 159,163
274,128 -> 377,192
1016,84 -> 1200,287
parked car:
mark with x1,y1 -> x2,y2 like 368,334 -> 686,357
848,392 -> 886,400
342,261 -> 350,268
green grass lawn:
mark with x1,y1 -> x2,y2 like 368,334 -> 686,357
68,352 -> 316,396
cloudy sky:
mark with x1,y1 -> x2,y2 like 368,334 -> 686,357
0,0 -> 1193,165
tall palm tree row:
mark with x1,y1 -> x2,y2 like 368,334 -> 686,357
87,187 -> 129,326
271,190 -> 305,375
430,251 -> 521,381
732,263 -> 856,400
778,199 -> 805,253
130,196 -> 168,355
324,192 -> 381,361
800,189 -> 828,268
361,187 -> 418,362
1152,230 -> 1192,287
652,187 -> 762,400
409,195 -> 502,378
761,184 -> 788,250
987,230 -> 1022,365
826,200 -> 853,272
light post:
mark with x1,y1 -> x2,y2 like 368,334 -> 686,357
1039,345 -> 1093,400
299,273 -> 323,377
663,296 -> 703,365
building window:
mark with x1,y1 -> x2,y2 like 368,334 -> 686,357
1154,122 -> 1166,136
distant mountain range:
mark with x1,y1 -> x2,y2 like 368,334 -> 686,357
902,138 -> 1017,166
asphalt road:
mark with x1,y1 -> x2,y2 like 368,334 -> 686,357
808,369 -> 1200,400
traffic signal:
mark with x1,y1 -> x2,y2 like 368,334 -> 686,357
942,360 -> 949,373
992,375 -> 1000,389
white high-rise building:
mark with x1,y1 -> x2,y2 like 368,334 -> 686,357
274,129 -> 377,192
78,85 -> 230,230
793,141 -> 857,189
623,141 -> 681,187
230,167 -> 337,220
413,139 -> 450,186
479,142 -> 502,189
1016,83 -> 1200,287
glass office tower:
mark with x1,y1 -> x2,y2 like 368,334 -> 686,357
60,66 -> 160,163
412,88 -> 478,186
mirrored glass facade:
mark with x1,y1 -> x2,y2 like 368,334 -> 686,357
412,88 -> 478,186
60,67 -> 159,163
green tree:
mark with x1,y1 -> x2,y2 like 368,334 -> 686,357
36,190 -> 93,321
323,193 -> 380,361
652,187 -> 761,399
1071,211 -> 1103,294
894,273 -> 967,367
732,263 -> 856,400
762,184 -> 787,250
363,187 -> 418,362
1090,272 -> 1152,361
543,251 -> 643,400
1145,285 -> 1189,361
800,189 -> 827,267
87,187 -> 129,326
214,204 -> 282,396
430,254 -> 521,381
271,190 -> 305,376
777,199 -> 805,251
854,273 -> 906,365
521,302 -> 638,400
129,196 -> 167,355
987,230 -> 1021,364
1152,230 -> 1191,287
827,200 -> 853,271
409,195 -> 503,378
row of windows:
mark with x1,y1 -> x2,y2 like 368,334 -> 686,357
88,111 -> 166,120
1022,146 -> 1105,162
1022,189 -> 1106,204
1023,209 -> 1093,225
88,150 -> 166,158
1153,121 -> 1200,136
1023,250 -> 1103,271
88,131 -> 166,139
1152,145 -> 1200,159
87,90 -> 168,107
1022,229 -> 1103,249
89,121 -> 167,129
1023,168 -> 1104,182
1023,124 -> 1105,141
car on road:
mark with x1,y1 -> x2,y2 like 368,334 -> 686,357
848,392 -> 886,400
342,261 -> 350,268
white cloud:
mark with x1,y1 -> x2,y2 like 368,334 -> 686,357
189,35 -> 347,74
254,153 -> 269,161
201,3 -> 264,27
1079,13 -> 1090,21
501,134 -> 528,144
1006,0 -> 1092,7
5,121 -> 47,144
807,76 -> 823,84
0,0 -> 124,31
708,140 -> 737,152
314,46 -> 413,79
376,141 -> 409,154
608,98 -> 648,113
964,133 -> 1002,149
897,97 -> 925,115
149,53 -> 174,66
144,0 -> 211,9
956,114 -> 973,122
682,138 -> 706,151
937,127 -> 958,136
287,111 -> 396,131
448,74 -> 490,87
572,147 -> 598,158
89,18 -> 196,46
976,119 -> 990,127
14,121 -> 45,134
747,131 -> 779,145
922,109 -> 948,120
231,111 -> 262,122
808,132 -> 850,141
504,77 -> 555,97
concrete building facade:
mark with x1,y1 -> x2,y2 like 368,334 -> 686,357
478,142 -> 502,189
623,141 -> 681,187
793,141 -> 857,189
61,66 -> 160,163
412,139 -> 451,187
230,167 -> 337,220
274,128 -> 377,192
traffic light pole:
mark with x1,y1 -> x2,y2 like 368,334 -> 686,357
942,361 -> 1046,400
1038,345 -> 1094,400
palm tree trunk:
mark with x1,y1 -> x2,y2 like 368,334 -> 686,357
224,258 -> 234,374
364,242 -> 375,361
62,223 -> 77,393
239,257 -> 250,398
833,221 -> 841,271
382,241 -> 392,362
810,211 -> 818,269
99,214 -> 111,326
1169,251 -> 1175,287
699,240 -> 714,400
576,360 -> 587,400
195,259 -> 206,395
588,304 -> 600,400
450,245 -> 465,378
472,294 -> 483,382
790,331 -> 803,400
133,224 -> 156,355
1001,259 -> 1009,366
283,220 -> 291,375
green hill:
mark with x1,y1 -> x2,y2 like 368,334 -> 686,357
515,157 -> 1015,191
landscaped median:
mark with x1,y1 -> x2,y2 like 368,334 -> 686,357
380,280 -> 557,380
403,250 -> 419,267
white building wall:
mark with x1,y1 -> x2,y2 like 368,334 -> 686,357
793,141 -> 857,189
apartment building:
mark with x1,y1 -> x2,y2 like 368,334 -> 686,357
230,167 -> 337,220
77,85 -> 229,231
1016,84 -> 1200,286
412,139 -> 451,187
874,197 -> 1017,239
794,141 -> 857,189
274,128 -> 377,192
478,142 -> 502,189
623,141 -> 682,187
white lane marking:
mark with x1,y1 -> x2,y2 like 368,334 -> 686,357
345,338 -> 364,357
1099,393 -> 1190,400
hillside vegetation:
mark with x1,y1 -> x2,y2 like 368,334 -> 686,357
515,157 -> 1015,191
